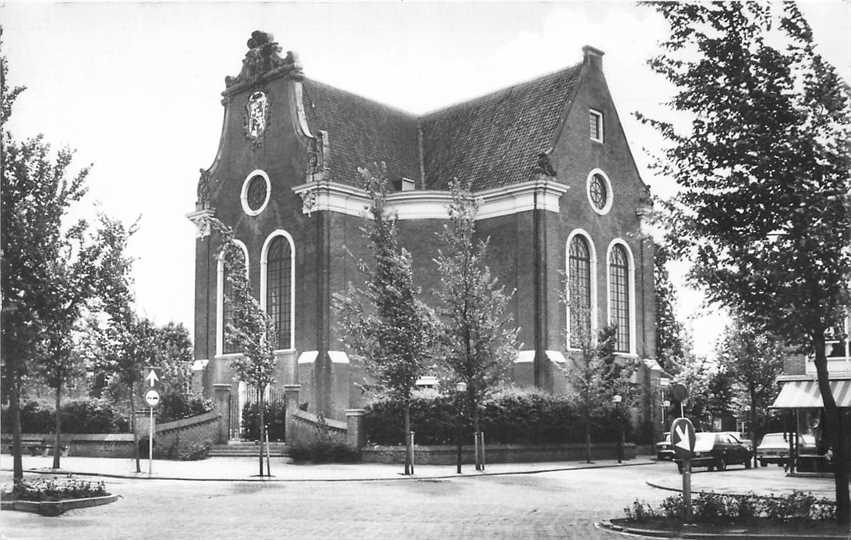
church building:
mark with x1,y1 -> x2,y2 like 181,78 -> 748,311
187,31 -> 665,440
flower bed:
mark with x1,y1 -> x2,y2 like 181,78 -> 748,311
1,477 -> 118,516
598,491 -> 848,538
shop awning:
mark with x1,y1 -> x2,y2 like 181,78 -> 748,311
771,379 -> 851,408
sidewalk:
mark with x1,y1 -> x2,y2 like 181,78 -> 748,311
0,454 -> 658,482
646,465 -> 841,500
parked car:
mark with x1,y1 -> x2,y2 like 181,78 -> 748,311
756,433 -> 815,467
674,432 -> 752,473
656,432 -> 673,460
720,431 -> 753,451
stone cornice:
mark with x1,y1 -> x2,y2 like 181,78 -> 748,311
291,177 -> 569,221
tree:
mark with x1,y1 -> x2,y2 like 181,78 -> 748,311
717,319 -> 785,466
654,245 -> 685,372
90,219 -> 144,472
2,27 -> 94,480
215,221 -> 277,477
434,178 -> 519,470
642,2 -> 851,521
33,214 -> 134,469
334,165 -> 438,475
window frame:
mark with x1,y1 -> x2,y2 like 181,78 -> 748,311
260,230 -> 296,352
589,109 -> 604,143
565,229 -> 598,351
217,239 -> 250,356
606,239 -> 635,355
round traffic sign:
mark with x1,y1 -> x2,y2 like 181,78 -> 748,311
670,417 -> 696,461
670,383 -> 688,402
145,389 -> 160,407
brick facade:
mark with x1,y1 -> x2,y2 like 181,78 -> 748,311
188,32 -> 660,437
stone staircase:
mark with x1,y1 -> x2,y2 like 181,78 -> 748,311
208,441 -> 289,458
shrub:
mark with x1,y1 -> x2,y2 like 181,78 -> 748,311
178,439 -> 212,461
1,399 -> 128,434
241,400 -> 286,441
156,393 -> 213,423
628,491 -> 836,524
363,389 -> 634,445
6,478 -> 109,501
289,439 -> 360,463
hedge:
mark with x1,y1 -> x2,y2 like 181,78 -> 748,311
363,389 -> 634,445
241,400 -> 286,441
1,399 -> 129,434
156,393 -> 213,423
1,394 -> 212,435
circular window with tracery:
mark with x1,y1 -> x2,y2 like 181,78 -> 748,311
586,170 -> 613,215
241,170 -> 271,216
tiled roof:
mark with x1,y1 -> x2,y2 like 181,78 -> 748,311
420,65 -> 582,190
302,79 -> 420,186
301,63 -> 582,190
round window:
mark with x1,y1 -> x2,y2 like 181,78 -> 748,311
240,170 -> 271,216
589,174 -> 607,210
246,175 -> 267,211
586,170 -> 613,215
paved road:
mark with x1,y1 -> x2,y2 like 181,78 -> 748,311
2,462 -> 832,539
1,464 -> 677,539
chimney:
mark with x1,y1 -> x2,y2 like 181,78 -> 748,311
582,45 -> 605,71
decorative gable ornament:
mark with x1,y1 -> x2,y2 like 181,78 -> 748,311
244,91 -> 270,148
225,31 -> 303,91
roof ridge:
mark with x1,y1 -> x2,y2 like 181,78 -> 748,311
418,62 -> 583,119
304,78 -> 420,119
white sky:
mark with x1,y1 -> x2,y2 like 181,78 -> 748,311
3,1 -> 849,359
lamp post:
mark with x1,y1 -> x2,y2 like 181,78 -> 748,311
455,381 -> 467,474
613,394 -> 624,464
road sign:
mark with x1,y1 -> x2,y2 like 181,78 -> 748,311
671,417 -> 696,460
146,369 -> 159,387
670,383 -> 688,402
145,389 -> 160,407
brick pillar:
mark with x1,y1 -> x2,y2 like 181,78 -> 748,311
284,384 -> 301,445
345,409 -> 366,449
212,383 -> 231,444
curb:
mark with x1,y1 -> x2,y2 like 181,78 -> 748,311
0,494 -> 120,516
643,480 -> 836,503
595,520 -> 850,539
2,459 -> 659,483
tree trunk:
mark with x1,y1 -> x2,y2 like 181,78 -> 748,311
9,366 -> 23,483
473,402 -> 481,471
129,387 -> 140,473
584,409 -> 592,464
812,330 -> 850,525
258,386 -> 265,477
750,391 -> 757,468
52,380 -> 62,469
404,402 -> 412,475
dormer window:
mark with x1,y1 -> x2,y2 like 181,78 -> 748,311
589,109 -> 603,143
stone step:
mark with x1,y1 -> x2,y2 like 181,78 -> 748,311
208,442 -> 289,457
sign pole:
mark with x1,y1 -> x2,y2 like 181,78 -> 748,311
671,414 -> 695,525
148,406 -> 154,477
144,368 -> 160,479
683,459 -> 692,522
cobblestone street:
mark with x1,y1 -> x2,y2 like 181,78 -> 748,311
1,463 -> 676,539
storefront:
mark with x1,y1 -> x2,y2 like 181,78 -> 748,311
771,376 -> 851,473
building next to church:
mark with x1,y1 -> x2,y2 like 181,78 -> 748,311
187,30 -> 665,441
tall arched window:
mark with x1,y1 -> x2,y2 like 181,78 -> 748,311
265,235 -> 293,349
608,244 -> 630,353
222,246 -> 245,354
568,236 -> 592,348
